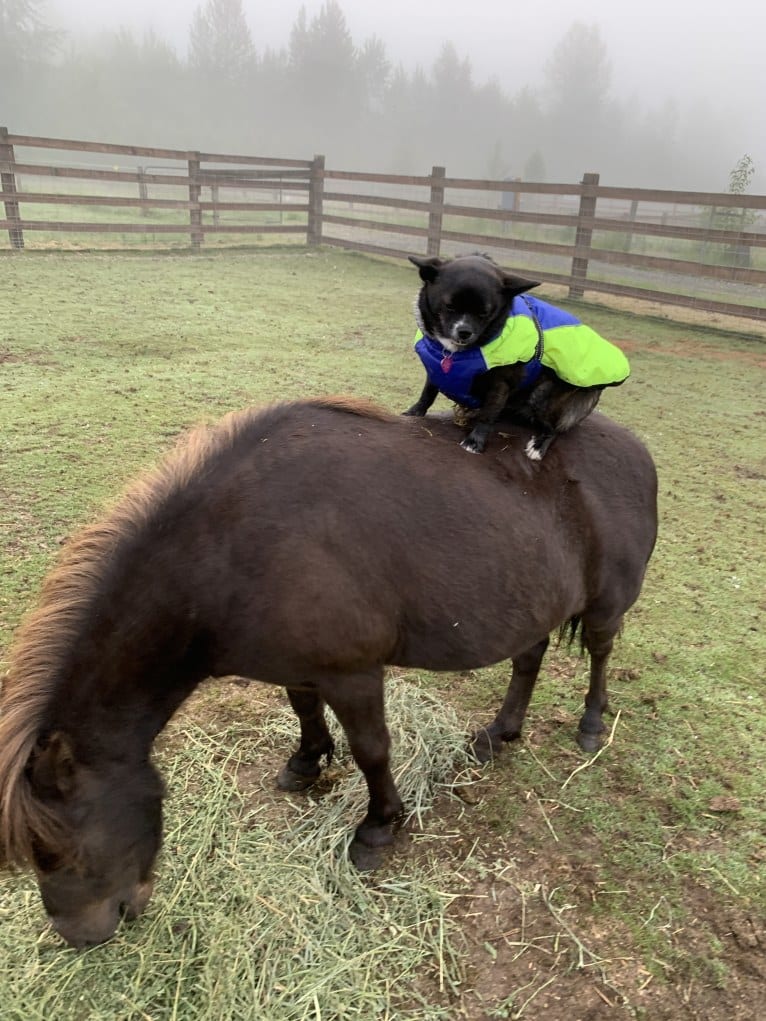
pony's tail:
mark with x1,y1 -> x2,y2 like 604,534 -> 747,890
557,615 -> 584,653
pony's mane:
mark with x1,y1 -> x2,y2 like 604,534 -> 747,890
306,395 -> 393,422
0,397 -> 391,866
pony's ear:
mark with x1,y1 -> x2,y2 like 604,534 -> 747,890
28,732 -> 78,800
408,255 -> 445,283
501,272 -> 541,297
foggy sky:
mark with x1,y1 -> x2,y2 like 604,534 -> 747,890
46,0 -> 766,189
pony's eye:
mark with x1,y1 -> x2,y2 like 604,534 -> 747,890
32,844 -> 61,872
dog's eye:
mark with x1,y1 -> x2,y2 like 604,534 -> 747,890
445,303 -> 455,313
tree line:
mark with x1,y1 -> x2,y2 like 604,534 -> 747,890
0,0 -> 752,188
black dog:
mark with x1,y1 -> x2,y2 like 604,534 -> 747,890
403,254 -> 630,458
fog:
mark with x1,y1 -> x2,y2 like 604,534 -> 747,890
4,0 -> 764,190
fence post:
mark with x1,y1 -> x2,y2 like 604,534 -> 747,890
137,165 -> 150,215
0,126 -> 24,249
569,171 -> 599,299
622,198 -> 638,253
188,152 -> 203,251
211,182 -> 220,227
427,165 -> 445,257
500,176 -> 521,234
307,154 -> 325,245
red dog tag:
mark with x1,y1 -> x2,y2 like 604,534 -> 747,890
441,354 -> 454,373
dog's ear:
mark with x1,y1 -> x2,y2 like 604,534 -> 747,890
501,272 -> 541,298
408,255 -> 445,283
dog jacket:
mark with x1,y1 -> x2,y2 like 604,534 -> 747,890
414,294 -> 630,409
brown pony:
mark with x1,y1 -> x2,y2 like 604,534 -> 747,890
0,397 -> 657,948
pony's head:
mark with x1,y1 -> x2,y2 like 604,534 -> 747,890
20,732 -> 164,947
0,425 -> 191,948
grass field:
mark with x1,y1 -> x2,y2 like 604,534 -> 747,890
1,248 -> 764,1019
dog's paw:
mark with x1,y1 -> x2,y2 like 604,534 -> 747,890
460,436 -> 484,454
402,406 -> 425,417
524,438 -> 543,461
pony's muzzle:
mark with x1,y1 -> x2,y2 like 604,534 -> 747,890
121,876 -> 154,920
49,877 -> 154,948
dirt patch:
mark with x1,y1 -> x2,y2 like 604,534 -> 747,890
0,347 -> 61,366
405,791 -> 766,1021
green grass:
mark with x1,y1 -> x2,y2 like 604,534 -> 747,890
1,247 -> 765,1019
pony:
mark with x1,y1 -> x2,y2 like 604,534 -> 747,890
0,397 -> 657,947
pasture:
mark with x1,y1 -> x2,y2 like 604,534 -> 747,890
0,248 -> 764,1019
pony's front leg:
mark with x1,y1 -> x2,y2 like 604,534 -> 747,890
577,619 -> 621,753
277,687 -> 335,791
471,637 -> 549,762
320,669 -> 404,871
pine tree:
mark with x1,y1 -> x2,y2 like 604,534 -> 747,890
728,154 -> 755,195
188,0 -> 255,82
0,0 -> 56,75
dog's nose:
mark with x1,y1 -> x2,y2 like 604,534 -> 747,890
457,328 -> 473,342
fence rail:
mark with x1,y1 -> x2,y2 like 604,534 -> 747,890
1,129 -> 764,323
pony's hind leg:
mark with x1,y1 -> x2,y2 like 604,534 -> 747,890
577,618 -> 621,753
471,637 -> 549,762
277,687 -> 335,792
319,668 -> 404,871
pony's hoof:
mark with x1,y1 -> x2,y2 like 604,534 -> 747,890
349,808 -> 404,871
469,732 -> 499,764
576,730 -> 603,754
349,839 -> 386,871
276,764 -> 320,792
469,727 -> 520,763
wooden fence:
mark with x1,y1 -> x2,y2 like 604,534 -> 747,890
0,129 -> 323,249
2,129 -> 765,323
